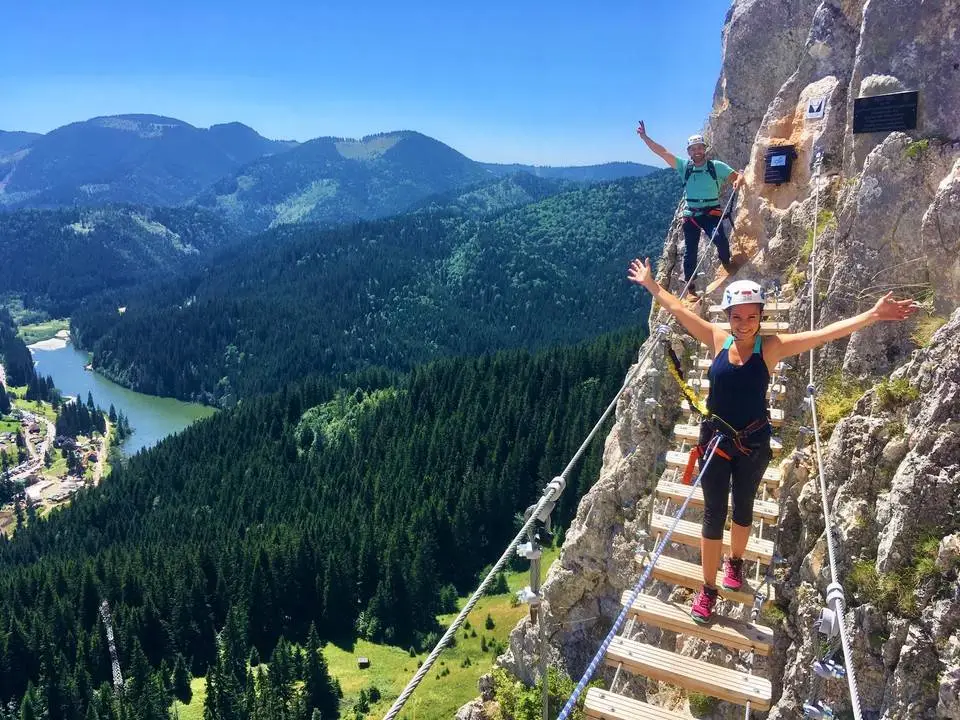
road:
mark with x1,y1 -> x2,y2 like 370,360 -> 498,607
7,411 -> 55,483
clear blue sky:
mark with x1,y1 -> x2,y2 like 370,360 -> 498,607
0,1 -> 730,166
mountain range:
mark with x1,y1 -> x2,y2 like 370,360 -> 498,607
0,115 -> 656,232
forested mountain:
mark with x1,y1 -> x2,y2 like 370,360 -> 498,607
74,172 -> 681,404
407,173 -> 572,218
192,131 -> 494,234
0,115 -> 295,209
0,205 -> 235,316
480,161 -> 657,183
0,131 -> 40,156
0,327 -> 643,718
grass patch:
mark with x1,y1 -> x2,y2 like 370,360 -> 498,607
904,139 -> 929,159
688,692 -> 718,715
875,377 -> 919,410
760,603 -> 787,626
17,318 -> 69,345
849,535 -> 944,617
911,314 -> 947,348
174,547 -> 560,720
816,372 -> 867,437
788,268 -> 806,292
0,418 -> 19,434
170,676 -> 206,719
800,210 -> 836,264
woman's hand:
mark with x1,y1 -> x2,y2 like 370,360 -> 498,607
627,257 -> 657,292
870,292 -> 919,322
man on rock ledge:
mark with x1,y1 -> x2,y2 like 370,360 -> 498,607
637,121 -> 742,299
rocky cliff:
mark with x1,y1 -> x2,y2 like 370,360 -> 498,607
470,1 -> 960,718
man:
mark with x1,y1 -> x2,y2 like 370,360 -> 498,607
637,122 -> 742,297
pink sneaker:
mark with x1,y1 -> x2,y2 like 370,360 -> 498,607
690,585 -> 718,624
722,557 -> 745,591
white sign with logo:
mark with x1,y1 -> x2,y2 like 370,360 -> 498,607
805,96 -> 827,120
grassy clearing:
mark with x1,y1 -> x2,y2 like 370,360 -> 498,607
0,418 -> 19,434
170,677 -> 206,720
17,318 -> 69,345
172,547 -> 560,719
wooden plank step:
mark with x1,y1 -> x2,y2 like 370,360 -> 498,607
686,378 -> 786,396
655,480 -> 779,524
605,636 -> 772,710
620,592 -> 774,655
708,301 -> 792,316
637,553 -> 776,605
680,401 -> 784,426
649,514 -> 774,564
664,450 -> 782,488
672,424 -> 782,455
584,688 -> 691,720
713,321 -> 789,335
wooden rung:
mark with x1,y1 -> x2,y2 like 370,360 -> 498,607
664,451 -> 782,487
671,424 -> 782,455
620,592 -> 774,655
604,636 -> 772,710
713,321 -> 789,335
649,514 -> 774,564
584,688 -> 691,720
680,401 -> 784,427
637,553 -> 776,605
708,301 -> 792,316
655,480 -> 779,524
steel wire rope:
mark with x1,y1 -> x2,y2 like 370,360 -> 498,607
806,154 -> 865,720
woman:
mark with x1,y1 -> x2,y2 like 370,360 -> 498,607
627,257 -> 917,623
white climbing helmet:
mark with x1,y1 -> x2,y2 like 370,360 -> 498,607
721,280 -> 766,311
687,134 -> 707,149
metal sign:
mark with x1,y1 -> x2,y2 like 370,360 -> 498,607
853,90 -> 918,134
805,96 -> 827,120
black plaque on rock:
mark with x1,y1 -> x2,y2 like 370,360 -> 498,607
853,91 -> 918,134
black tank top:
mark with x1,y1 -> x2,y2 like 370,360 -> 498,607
707,335 -> 770,432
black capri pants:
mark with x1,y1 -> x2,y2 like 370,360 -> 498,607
698,427 -> 773,540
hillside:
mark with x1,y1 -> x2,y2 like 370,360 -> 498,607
73,172 -> 681,404
193,131 -> 495,233
0,130 -> 41,156
0,205 -> 234,316
0,114 -> 294,209
480,160 -> 657,183
0,327 -> 642,718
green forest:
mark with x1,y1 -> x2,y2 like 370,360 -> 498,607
73,173 -> 679,404
0,326 -> 646,718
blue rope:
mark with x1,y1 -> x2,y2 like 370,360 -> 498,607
555,434 -> 723,720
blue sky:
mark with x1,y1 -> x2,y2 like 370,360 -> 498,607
0,1 -> 730,166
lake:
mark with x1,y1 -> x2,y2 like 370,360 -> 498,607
29,342 -> 216,455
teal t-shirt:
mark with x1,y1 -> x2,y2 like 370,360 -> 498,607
674,158 -> 733,216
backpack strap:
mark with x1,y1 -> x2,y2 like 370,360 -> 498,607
722,336 -> 734,350
753,335 -> 763,355
684,160 -> 721,192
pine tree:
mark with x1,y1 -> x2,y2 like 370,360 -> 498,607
172,653 -> 192,704
302,624 -> 338,719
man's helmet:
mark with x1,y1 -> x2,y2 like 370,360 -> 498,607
687,134 -> 707,149
721,280 -> 766,311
